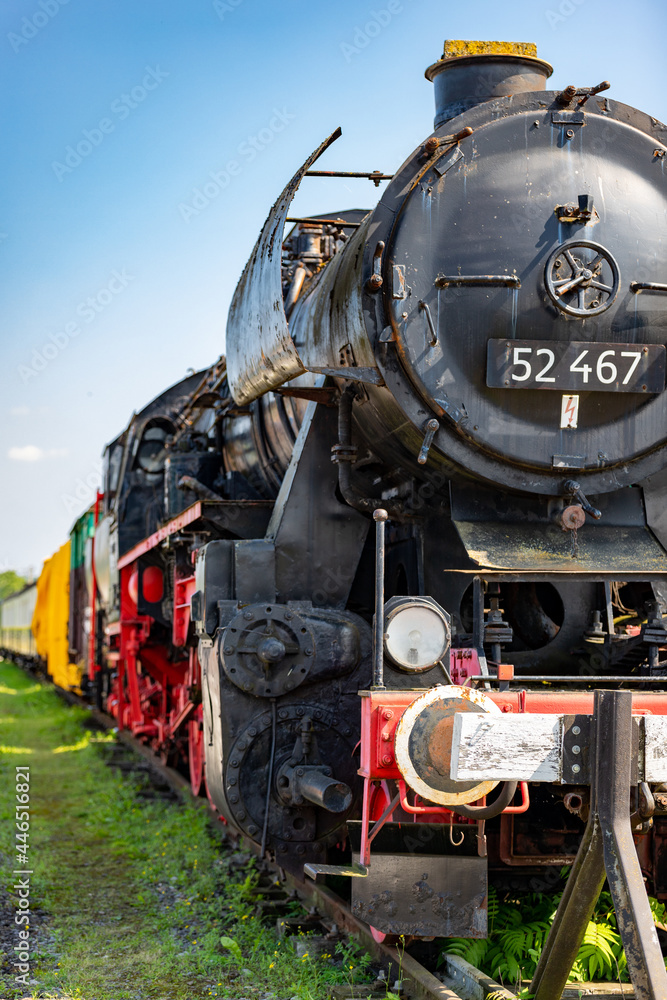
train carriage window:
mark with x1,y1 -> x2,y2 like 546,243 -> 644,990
105,445 -> 122,498
134,421 -> 174,475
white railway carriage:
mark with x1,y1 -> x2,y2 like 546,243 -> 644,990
0,583 -> 37,661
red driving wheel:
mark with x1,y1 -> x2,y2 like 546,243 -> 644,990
188,705 -> 204,796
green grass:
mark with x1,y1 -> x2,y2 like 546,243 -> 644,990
0,660 -> 374,1000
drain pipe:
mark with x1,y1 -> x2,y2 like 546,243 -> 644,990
332,384 -> 402,516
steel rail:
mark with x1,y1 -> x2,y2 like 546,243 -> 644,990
52,692 -> 515,1000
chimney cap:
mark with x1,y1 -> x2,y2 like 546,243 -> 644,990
425,39 -> 553,82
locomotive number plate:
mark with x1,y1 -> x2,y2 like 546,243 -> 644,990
486,340 -> 665,393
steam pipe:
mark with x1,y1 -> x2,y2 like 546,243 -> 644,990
296,769 -> 352,814
452,780 -> 519,819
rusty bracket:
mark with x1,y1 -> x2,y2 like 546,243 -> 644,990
555,81 -> 610,107
276,386 -> 340,407
421,126 -> 474,157
367,241 -> 385,291
304,170 -> 393,187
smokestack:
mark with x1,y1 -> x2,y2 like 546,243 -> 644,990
425,40 -> 553,129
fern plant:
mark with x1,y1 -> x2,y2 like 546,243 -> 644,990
439,884 -> 666,991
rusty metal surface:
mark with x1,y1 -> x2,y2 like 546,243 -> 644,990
394,685 -> 500,805
452,519 -> 667,572
226,128 -> 341,405
351,851 -> 487,939
441,954 -> 517,1000
289,213 -> 381,379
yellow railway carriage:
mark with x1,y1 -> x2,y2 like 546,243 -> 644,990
31,540 -> 83,691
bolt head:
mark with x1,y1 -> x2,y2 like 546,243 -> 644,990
572,764 -> 581,774
381,754 -> 393,766
382,709 -> 394,720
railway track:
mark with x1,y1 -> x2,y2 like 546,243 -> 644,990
73,694 -> 635,1000
70,695 -> 499,1000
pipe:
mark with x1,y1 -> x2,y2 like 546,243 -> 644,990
335,385 -> 403,516
297,768 -> 352,814
284,264 -> 307,317
503,781 -> 530,815
177,475 -> 222,502
452,780 -> 519,819
372,509 -> 387,690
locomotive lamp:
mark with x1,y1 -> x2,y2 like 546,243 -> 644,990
383,596 -> 451,672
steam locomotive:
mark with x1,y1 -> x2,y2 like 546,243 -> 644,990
11,39 -> 667,983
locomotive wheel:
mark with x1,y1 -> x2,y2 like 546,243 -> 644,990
188,706 -> 204,797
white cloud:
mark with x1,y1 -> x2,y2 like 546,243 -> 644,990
8,446 -> 69,462
9,445 -> 43,461
10,406 -> 30,417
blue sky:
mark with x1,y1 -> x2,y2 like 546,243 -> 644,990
1,0 -> 666,576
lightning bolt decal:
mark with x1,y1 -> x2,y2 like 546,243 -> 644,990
561,395 -> 579,429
